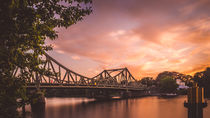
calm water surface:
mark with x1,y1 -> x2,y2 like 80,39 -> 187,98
24,96 -> 210,118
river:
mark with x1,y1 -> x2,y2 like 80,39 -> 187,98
23,96 -> 210,118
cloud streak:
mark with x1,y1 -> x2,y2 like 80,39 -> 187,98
48,0 -> 210,79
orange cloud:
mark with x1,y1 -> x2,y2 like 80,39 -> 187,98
47,0 -> 210,79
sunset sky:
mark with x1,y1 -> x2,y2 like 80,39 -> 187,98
47,0 -> 210,79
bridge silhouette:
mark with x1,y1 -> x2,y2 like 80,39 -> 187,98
23,53 -> 146,98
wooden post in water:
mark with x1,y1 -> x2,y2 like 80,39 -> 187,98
184,83 -> 207,118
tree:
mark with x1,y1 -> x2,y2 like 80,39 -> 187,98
140,77 -> 154,87
159,76 -> 178,93
0,0 -> 92,117
156,71 -> 192,82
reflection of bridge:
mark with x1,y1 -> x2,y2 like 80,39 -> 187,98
24,53 -> 146,98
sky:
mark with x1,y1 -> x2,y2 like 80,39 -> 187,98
47,0 -> 210,79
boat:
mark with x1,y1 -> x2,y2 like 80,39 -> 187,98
159,93 -> 178,98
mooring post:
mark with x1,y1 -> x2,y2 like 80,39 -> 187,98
184,83 -> 207,118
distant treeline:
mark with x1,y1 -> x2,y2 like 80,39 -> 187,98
139,67 -> 210,98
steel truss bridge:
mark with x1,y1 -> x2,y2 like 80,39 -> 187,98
21,53 -> 144,91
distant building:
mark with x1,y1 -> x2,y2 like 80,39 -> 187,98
176,79 -> 189,89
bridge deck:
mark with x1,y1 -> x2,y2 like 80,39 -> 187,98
27,84 -> 145,91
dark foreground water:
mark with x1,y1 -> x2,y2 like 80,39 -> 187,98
23,96 -> 210,118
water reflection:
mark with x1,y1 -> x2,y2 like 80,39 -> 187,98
24,96 -> 210,118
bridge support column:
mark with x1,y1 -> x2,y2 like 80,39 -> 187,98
30,90 -> 46,118
121,90 -> 131,98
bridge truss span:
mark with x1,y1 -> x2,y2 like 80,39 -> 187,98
27,53 -> 143,89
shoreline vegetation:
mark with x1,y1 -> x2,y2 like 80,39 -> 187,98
139,67 -> 210,99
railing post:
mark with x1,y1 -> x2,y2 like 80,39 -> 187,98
184,83 -> 207,118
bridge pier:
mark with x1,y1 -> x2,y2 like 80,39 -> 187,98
121,90 -> 132,98
28,73 -> 46,118
30,90 -> 46,118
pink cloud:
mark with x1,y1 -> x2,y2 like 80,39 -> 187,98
47,0 -> 210,79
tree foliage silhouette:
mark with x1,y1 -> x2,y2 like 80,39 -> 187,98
0,0 -> 92,117
159,76 -> 178,93
140,77 -> 154,87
